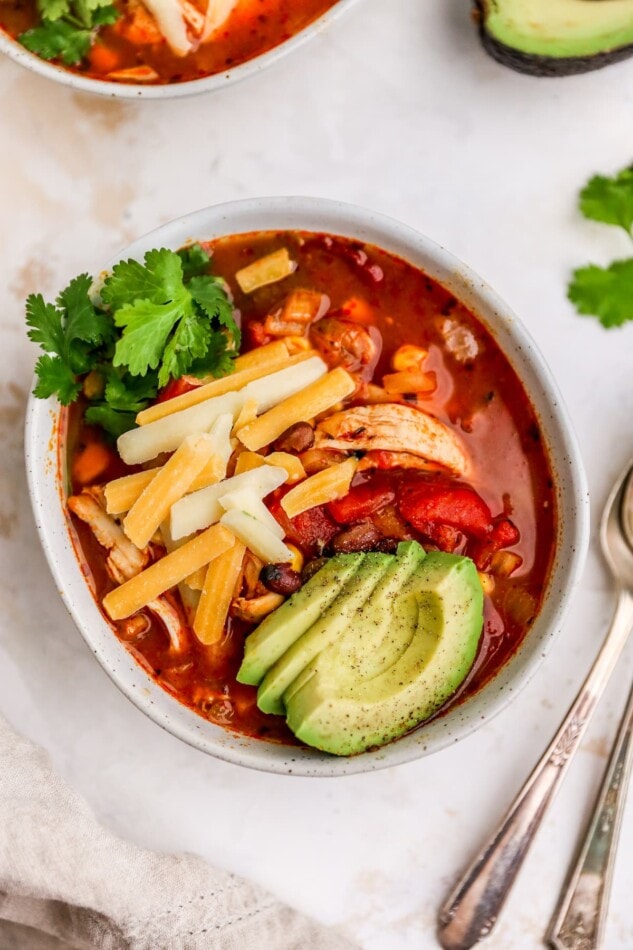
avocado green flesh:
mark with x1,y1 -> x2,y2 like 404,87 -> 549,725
236,553 -> 364,686
257,553 -> 392,716
483,0 -> 633,59
283,541 -> 425,708
285,553 -> 484,757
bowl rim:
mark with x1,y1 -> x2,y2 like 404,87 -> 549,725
0,0 -> 363,99
25,196 -> 590,776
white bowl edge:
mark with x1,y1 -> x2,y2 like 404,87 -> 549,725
24,196 -> 590,776
0,0 -> 364,100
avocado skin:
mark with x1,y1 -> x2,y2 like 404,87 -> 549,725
474,1 -> 633,76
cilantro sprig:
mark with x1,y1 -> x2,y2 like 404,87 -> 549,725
19,0 -> 118,67
568,165 -> 633,329
26,245 -> 240,438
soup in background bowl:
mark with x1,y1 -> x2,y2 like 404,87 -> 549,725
0,0 -> 360,97
25,197 -> 589,775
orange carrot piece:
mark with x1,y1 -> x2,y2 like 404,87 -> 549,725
89,45 -> 121,75
72,442 -> 112,486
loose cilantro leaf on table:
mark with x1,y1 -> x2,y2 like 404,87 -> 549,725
579,167 -> 633,238
19,0 -> 118,67
26,246 -> 240,438
568,260 -> 633,329
568,163 -> 633,329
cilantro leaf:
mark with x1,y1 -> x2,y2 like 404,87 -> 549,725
74,0 -> 114,22
20,19 -> 92,65
58,274 -> 113,347
84,405 -> 138,440
187,334 -> 236,380
26,294 -> 66,356
91,4 -> 117,25
101,367 -> 158,412
33,354 -> 82,404
178,243 -> 212,281
26,244 -> 239,438
568,259 -> 633,328
189,276 -> 241,349
579,168 -> 633,238
37,0 -> 71,20
159,311 -> 212,387
113,295 -> 194,378
102,249 -> 186,311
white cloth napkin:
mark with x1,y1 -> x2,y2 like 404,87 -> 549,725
0,713 -> 356,950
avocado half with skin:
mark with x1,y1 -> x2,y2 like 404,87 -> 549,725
475,0 -> 633,76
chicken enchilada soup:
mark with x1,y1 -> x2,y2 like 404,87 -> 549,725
1,0 -> 339,85
28,231 -> 556,756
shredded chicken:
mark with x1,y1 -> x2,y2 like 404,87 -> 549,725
315,403 -> 469,476
148,594 -> 190,654
68,488 -> 189,655
310,317 -> 379,376
141,0 -> 194,55
201,0 -> 239,41
356,451 -> 447,474
440,318 -> 479,362
68,488 -> 148,583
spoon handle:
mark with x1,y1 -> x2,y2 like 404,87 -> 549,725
437,589 -> 633,950
546,675 -> 633,950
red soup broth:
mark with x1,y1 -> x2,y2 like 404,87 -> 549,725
65,230 -> 557,747
0,0 -> 340,85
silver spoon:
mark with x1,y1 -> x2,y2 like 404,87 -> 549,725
547,468 -> 633,950
437,459 -> 633,950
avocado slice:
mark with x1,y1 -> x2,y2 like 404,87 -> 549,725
283,541 -> 426,708
237,553 -> 364,686
476,0 -> 633,76
257,552 -> 393,716
285,552 -> 484,756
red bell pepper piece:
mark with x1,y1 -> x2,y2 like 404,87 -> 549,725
269,496 -> 338,557
156,376 -> 200,404
327,482 -> 395,524
399,481 -> 492,540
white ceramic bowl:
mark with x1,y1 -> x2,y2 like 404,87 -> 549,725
0,0 -> 362,99
25,197 -> 590,776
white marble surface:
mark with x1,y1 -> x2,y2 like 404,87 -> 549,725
1,1 -> 633,947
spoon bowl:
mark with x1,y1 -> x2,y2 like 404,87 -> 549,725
601,461 -> 633,589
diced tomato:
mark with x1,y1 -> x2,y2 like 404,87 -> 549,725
156,377 -> 200,404
399,480 -> 492,540
269,496 -> 338,557
246,321 -> 272,348
469,517 -> 521,570
490,518 -> 520,548
327,482 -> 395,524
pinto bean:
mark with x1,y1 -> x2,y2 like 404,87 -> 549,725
274,422 -> 315,454
330,522 -> 382,554
374,537 -> 399,554
260,563 -> 303,596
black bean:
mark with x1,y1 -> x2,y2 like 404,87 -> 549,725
260,563 -> 303,596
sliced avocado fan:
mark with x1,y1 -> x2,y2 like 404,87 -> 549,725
476,0 -> 633,76
237,541 -> 485,756
284,551 -> 484,756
